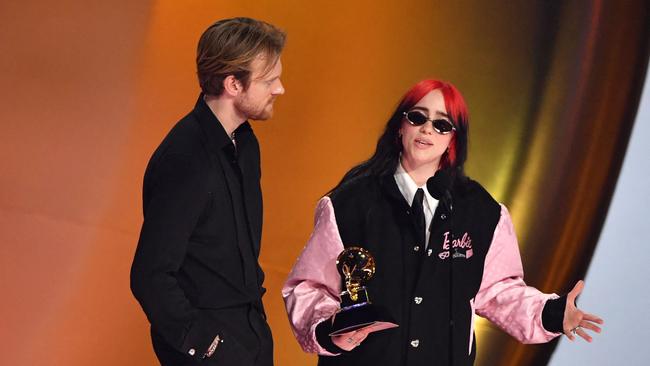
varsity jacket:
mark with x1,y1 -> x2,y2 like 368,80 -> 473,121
283,174 -> 565,366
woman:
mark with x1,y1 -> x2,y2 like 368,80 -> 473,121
282,79 -> 602,366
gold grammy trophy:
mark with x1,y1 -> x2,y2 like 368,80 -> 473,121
329,247 -> 398,336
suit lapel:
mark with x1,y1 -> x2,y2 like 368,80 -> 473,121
235,127 -> 262,258
192,95 -> 257,286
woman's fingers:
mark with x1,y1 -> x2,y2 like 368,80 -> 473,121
564,328 -> 576,341
575,327 -> 593,343
579,320 -> 602,334
582,312 -> 604,324
567,280 -> 585,302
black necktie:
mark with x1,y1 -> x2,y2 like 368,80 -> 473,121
411,188 -> 426,249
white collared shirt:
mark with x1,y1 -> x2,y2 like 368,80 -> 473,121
393,162 -> 439,248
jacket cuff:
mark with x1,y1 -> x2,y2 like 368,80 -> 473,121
315,317 -> 347,354
542,295 -> 567,333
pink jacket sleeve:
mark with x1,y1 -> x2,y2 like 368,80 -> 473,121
282,197 -> 343,355
474,204 -> 562,344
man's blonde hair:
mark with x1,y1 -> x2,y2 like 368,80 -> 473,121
196,17 -> 286,96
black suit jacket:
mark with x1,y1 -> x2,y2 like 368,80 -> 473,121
131,95 -> 270,365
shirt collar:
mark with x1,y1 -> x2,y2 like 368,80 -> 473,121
393,161 -> 438,209
193,93 -> 254,152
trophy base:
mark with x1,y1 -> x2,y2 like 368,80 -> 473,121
329,302 -> 397,336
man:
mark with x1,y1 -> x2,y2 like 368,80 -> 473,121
130,17 -> 285,366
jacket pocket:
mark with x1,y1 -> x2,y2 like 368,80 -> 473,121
201,308 -> 258,365
204,332 -> 255,366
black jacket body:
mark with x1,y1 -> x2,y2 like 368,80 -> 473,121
318,174 -> 501,366
131,95 -> 272,366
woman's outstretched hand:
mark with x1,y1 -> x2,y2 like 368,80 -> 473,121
563,280 -> 604,342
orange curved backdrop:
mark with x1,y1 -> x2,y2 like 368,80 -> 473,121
1,1 -> 647,365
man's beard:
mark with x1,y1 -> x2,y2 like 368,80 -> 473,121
236,95 -> 274,121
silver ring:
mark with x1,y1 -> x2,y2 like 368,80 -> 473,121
571,326 -> 581,335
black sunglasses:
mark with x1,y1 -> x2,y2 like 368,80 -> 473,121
403,111 -> 456,135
